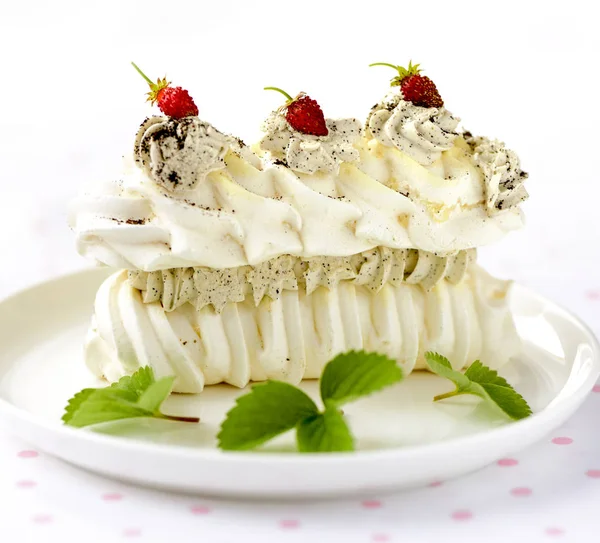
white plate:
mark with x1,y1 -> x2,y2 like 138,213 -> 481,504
0,269 -> 598,498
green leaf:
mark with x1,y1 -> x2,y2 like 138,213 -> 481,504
63,388 -> 153,428
137,376 -> 176,412
425,352 -> 533,421
464,362 -> 532,420
63,366 -> 196,428
477,384 -> 532,420
424,352 -> 470,391
464,360 -> 512,388
320,350 -> 403,407
297,408 -> 354,452
218,381 -> 319,451
110,366 -> 156,399
62,388 -> 97,424
217,351 -> 405,453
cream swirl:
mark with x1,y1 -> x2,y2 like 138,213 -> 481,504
464,133 -> 529,215
127,248 -> 477,312
86,265 -> 520,392
70,143 -> 524,271
366,87 -> 460,165
260,111 -> 361,174
134,116 -> 251,192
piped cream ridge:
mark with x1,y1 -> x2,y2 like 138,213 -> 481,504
86,265 -> 519,393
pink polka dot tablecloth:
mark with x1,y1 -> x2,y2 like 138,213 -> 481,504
2,396 -> 600,543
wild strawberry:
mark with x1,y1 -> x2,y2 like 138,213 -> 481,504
369,61 -> 444,108
264,87 -> 328,136
131,62 -> 198,119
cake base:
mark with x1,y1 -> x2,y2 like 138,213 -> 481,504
85,265 -> 519,393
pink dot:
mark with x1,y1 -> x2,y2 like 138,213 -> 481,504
280,520 -> 300,529
32,514 -> 53,524
593,385 -> 600,393
511,487 -> 533,497
585,290 -> 600,301
552,437 -> 573,445
16,480 -> 37,488
372,535 -> 391,542
586,469 -> 600,478
428,481 -> 443,487
362,499 -> 382,509
123,528 -> 141,538
102,492 -> 123,501
190,505 -> 211,515
498,458 -> 519,467
451,510 -> 473,521
18,450 -> 39,459
545,527 -> 565,536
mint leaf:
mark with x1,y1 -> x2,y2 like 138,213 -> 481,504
424,352 -> 470,391
465,361 -> 532,420
425,352 -> 532,421
110,366 -> 156,398
137,376 -> 176,411
320,350 -> 403,407
464,360 -> 511,388
63,367 -> 197,428
62,388 -> 153,428
218,351 -> 405,453
297,408 -> 354,453
218,381 -> 319,451
62,388 -> 98,425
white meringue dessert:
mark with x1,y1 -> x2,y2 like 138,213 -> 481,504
70,63 -> 528,393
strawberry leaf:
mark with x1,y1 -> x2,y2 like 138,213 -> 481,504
218,381 -> 319,451
320,350 -> 403,407
425,352 -> 532,421
297,408 -> 354,453
62,388 -> 154,428
63,367 -> 196,428
109,366 -> 156,399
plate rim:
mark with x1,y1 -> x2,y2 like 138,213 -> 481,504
0,267 -> 598,466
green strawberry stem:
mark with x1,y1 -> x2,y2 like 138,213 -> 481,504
264,86 -> 294,103
369,61 -> 421,83
369,62 -> 400,70
131,62 -> 154,86
158,413 -> 200,423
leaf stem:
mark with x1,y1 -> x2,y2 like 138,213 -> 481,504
433,390 -> 462,402
131,62 -> 154,86
160,413 -> 200,423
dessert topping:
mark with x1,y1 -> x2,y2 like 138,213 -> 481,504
463,133 -> 529,215
132,62 -> 199,119
134,116 -> 230,192
264,87 -> 329,136
261,88 -> 360,174
369,61 -> 443,108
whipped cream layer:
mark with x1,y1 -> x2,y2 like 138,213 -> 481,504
366,87 -> 460,165
464,133 -> 529,214
260,112 -> 361,174
86,265 -> 520,393
70,116 -> 524,272
129,247 -> 476,313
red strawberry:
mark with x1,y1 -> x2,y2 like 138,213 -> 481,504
132,62 -> 198,119
264,87 -> 329,136
369,61 -> 443,108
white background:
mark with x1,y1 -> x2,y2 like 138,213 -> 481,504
1,1 -> 599,542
